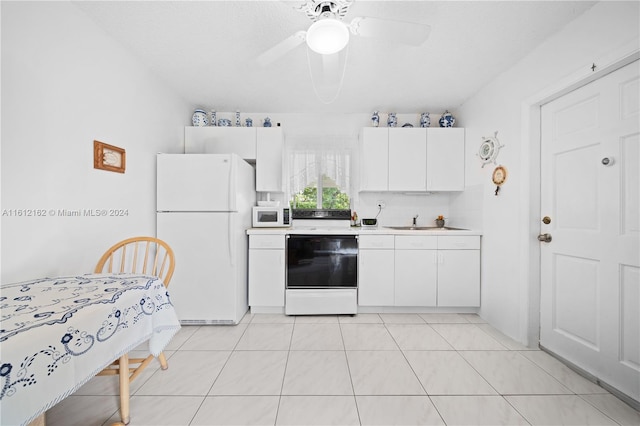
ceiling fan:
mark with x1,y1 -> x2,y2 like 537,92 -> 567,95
256,0 -> 431,67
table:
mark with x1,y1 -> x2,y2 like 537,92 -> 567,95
0,273 -> 181,426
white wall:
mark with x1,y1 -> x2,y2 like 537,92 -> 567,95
456,1 -> 639,344
1,1 -> 190,283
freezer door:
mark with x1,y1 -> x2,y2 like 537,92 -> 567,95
157,154 -> 235,212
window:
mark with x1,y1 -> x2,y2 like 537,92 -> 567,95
289,147 -> 351,210
291,176 -> 350,209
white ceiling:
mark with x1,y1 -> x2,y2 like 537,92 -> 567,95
73,1 -> 596,114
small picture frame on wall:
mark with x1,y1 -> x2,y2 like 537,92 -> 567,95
94,140 -> 125,173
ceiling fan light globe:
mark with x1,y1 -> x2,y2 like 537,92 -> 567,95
306,18 -> 349,55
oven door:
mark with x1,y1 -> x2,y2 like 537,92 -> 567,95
286,235 -> 358,289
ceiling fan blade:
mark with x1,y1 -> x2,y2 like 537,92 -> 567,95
349,16 -> 431,46
256,30 -> 306,67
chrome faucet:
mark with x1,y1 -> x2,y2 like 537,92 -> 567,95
412,214 -> 419,227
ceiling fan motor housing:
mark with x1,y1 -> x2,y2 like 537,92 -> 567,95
301,0 -> 352,21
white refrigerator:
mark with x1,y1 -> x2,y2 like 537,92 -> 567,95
156,153 -> 256,324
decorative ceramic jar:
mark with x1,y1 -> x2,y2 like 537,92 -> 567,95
209,110 -> 217,126
420,112 -> 430,128
387,112 -> 397,127
218,118 -> 231,127
235,110 -> 241,127
263,117 -> 272,127
439,110 -> 456,127
192,109 -> 208,127
371,111 -> 380,127
245,118 -> 253,127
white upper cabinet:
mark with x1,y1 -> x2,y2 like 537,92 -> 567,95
359,127 -> 465,192
183,126 -> 285,192
184,126 -> 257,160
427,128 -> 465,191
359,128 -> 389,191
389,128 -> 427,191
256,127 -> 284,192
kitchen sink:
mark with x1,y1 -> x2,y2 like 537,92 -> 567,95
385,226 -> 469,231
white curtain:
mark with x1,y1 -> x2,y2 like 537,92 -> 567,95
288,136 -> 352,203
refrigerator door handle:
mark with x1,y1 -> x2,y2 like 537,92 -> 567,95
227,156 -> 237,211
228,160 -> 234,265
228,213 -> 234,266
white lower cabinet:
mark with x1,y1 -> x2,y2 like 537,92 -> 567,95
358,235 -> 395,306
394,236 -> 438,306
437,236 -> 481,307
248,233 -> 479,310
358,234 -> 480,308
248,234 -> 285,308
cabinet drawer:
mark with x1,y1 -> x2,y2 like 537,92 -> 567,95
359,234 -> 395,249
249,234 -> 285,249
438,236 -> 480,250
395,235 -> 437,250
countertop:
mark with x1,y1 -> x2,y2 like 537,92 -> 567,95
247,226 -> 482,236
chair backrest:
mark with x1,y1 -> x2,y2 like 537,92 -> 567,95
94,236 -> 175,287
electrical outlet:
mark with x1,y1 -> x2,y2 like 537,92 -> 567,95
377,200 -> 386,209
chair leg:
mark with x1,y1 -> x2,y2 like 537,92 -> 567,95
158,351 -> 168,370
118,354 -> 131,425
27,413 -> 45,426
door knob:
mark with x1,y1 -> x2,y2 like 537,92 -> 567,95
537,233 -> 552,243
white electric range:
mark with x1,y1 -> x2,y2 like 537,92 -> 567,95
284,213 -> 358,315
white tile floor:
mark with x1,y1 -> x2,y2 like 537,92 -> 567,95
46,313 -> 640,426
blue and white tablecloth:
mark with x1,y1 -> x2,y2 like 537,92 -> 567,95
0,273 -> 181,426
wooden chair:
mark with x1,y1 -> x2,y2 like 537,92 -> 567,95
94,236 -> 175,425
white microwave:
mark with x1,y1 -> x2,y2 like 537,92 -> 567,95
252,206 -> 291,228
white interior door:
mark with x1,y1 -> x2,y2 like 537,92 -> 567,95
540,60 -> 639,402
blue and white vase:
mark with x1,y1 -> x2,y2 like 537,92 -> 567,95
209,110 -> 217,126
192,109 -> 208,127
245,118 -> 253,127
218,118 -> 231,127
387,112 -> 397,127
371,111 -> 380,127
263,117 -> 272,127
235,110 -> 241,127
439,110 -> 456,127
420,112 -> 430,128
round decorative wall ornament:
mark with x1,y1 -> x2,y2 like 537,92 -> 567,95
478,131 -> 504,167
492,165 -> 507,186
492,165 -> 507,196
